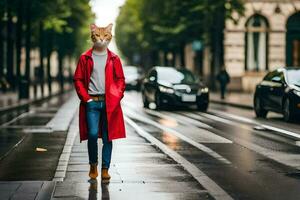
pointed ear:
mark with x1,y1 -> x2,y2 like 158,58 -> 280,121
106,23 -> 113,32
90,24 -> 97,32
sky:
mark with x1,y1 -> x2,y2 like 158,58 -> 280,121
89,0 -> 126,53
89,0 -> 125,32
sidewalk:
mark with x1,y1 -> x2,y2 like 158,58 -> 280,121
51,115 -> 212,199
0,82 -> 72,113
210,91 -> 253,109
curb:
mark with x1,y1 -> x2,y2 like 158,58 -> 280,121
52,107 -> 79,182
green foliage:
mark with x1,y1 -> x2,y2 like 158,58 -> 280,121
115,0 -> 144,61
54,0 -> 95,57
3,0 -> 95,57
115,0 -> 244,64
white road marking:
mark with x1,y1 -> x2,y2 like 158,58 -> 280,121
146,109 -> 213,129
124,107 -> 231,164
209,110 -> 300,142
144,109 -> 232,144
182,112 -> 236,126
184,111 -> 300,170
125,116 -> 233,200
228,134 -> 300,171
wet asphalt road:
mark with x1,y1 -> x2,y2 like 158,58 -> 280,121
0,92 -> 72,180
122,91 -> 300,200
1,90 -> 300,199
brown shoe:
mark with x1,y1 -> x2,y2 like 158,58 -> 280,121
101,168 -> 111,182
89,163 -> 98,179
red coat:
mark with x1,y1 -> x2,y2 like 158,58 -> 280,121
73,48 -> 126,142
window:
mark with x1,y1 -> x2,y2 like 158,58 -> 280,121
245,14 -> 269,72
286,12 -> 300,66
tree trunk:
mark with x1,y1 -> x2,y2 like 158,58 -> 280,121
6,4 -> 14,90
46,31 -> 53,95
16,0 -> 23,89
164,51 -> 168,66
23,0 -> 31,99
171,51 -> 176,67
58,52 -> 64,92
180,42 -> 185,67
0,14 -> 4,79
39,22 -> 44,97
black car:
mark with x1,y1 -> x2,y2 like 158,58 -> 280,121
124,66 -> 143,90
254,67 -> 300,121
141,66 -> 209,111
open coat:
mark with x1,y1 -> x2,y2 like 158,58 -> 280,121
73,48 -> 126,142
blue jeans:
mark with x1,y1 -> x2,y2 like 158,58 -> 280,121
86,100 -> 112,168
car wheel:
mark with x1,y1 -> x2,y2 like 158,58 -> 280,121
283,98 -> 294,122
254,96 -> 268,118
142,91 -> 149,108
197,103 -> 208,112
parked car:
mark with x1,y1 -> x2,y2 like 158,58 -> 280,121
254,67 -> 300,122
124,66 -> 143,90
141,66 -> 209,111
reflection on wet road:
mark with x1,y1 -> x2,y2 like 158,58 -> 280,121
122,91 -> 300,200
0,92 -> 72,180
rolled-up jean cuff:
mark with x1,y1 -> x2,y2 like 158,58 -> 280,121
101,164 -> 109,169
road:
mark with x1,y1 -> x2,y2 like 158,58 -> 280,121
1,90 -> 300,199
122,90 -> 300,200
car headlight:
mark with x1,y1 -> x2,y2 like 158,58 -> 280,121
198,87 -> 209,95
293,90 -> 300,97
159,86 -> 174,94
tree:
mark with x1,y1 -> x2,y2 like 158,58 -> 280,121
0,0 -> 95,98
115,0 -> 244,72
115,0 -> 144,65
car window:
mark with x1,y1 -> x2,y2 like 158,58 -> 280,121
271,72 -> 284,83
264,71 -> 275,81
264,71 -> 284,83
286,69 -> 300,87
157,68 -> 197,84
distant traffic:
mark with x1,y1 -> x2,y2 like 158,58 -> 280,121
124,65 -> 300,123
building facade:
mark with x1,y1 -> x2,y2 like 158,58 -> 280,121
224,0 -> 300,92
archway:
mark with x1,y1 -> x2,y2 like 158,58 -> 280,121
286,12 -> 300,66
245,14 -> 269,72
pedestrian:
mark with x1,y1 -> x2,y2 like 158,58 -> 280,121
216,66 -> 230,99
73,23 -> 126,182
